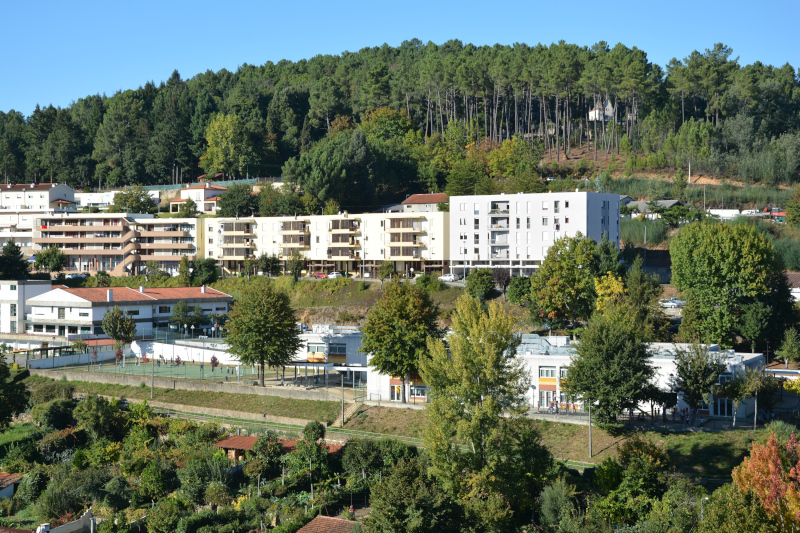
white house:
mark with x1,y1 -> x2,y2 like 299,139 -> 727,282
75,189 -> 159,210
449,192 -> 620,276
400,193 -> 448,213
170,183 -> 227,214
0,280 -> 53,347
0,472 -> 21,499
24,286 -> 232,339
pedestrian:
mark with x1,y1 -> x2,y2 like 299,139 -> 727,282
98,363 -> 102,372
699,417 -> 704,427
548,402 -> 553,414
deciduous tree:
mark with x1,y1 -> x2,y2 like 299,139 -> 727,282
101,305 -> 136,350
34,245 -> 67,274
0,360 -> 29,430
225,279 -> 301,386
361,281 -> 439,404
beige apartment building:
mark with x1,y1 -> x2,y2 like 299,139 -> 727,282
204,211 -> 449,277
32,213 -> 199,277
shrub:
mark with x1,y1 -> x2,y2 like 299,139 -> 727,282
540,479 -> 576,529
31,381 -> 75,405
31,399 -> 76,431
357,281 -> 370,291
507,276 -> 531,305
104,476 -> 133,511
13,468 -> 48,508
465,268 -> 495,302
415,274 -> 445,292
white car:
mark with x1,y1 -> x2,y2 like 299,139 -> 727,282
659,299 -> 679,309
327,272 -> 344,279
438,273 -> 461,282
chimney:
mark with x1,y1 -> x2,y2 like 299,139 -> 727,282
201,285 -> 206,294
139,286 -> 145,293
107,289 -> 113,302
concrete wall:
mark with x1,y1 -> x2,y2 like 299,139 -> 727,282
29,368 -> 345,403
27,349 -> 117,369
49,508 -> 95,533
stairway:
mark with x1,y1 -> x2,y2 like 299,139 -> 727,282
333,401 -> 362,428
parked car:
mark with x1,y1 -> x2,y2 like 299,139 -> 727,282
327,272 -> 344,279
438,273 -> 461,282
312,272 -> 328,279
659,299 -> 679,309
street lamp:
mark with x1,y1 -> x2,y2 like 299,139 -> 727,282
184,324 -> 188,339
191,325 -> 195,338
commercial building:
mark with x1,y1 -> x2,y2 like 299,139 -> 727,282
205,211 -> 449,277
31,213 -> 199,276
24,285 -> 232,338
449,192 -> 620,276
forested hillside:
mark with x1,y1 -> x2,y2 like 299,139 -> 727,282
1,39 -> 799,209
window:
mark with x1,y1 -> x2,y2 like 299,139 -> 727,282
308,344 -> 326,353
46,325 -> 56,333
10,322 -> 16,334
459,218 -> 466,226
526,217 -> 530,229
542,201 -> 549,210
474,234 -> 480,244
208,226 -> 213,232
79,312 -> 89,317
542,217 -> 548,226
542,232 -> 549,241
34,324 -> 43,333
410,385 -> 427,398
208,239 -> 213,244
539,390 -> 555,408
565,217 -> 570,224
10,304 -> 16,317
330,344 -> 347,355
68,326 -> 78,334
126,310 -> 139,316
560,367 -> 569,378
10,285 -> 16,291
158,306 -> 170,313
58,308 -> 65,320
80,326 -> 91,334
565,201 -> 570,208
516,218 -> 520,229
474,203 -> 480,215
215,307 -> 226,311
473,247 -> 479,255
474,219 -> 479,230
539,367 -> 556,378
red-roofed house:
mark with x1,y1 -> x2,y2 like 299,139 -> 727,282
24,286 -> 232,338
171,183 -> 228,214
0,472 -> 22,499
297,516 -> 359,533
401,193 -> 448,213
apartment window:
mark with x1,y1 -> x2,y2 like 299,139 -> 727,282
542,201 -> 549,210
565,217 -> 570,224
79,312 -> 89,317
542,217 -> 548,226
308,344 -> 326,353
539,367 -> 556,378
474,219 -> 479,230
473,234 -> 480,244
126,310 -> 139,316
554,201 -> 560,212
158,306 -> 170,313
46,325 -> 56,333
68,326 -> 78,334
34,324 -> 43,333
565,201 -> 570,208
216,306 -> 226,311
58,308 -> 65,320
9,322 -> 16,334
474,247 -> 479,255
560,367 -> 569,378
459,218 -> 466,226
10,304 -> 16,317
316,236 -> 320,243
526,217 -> 531,229
542,232 -> 549,241
516,218 -> 520,229
474,203 -> 480,215
208,226 -> 213,232
10,285 -> 16,291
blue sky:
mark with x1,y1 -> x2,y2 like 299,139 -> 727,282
1,0 -> 797,117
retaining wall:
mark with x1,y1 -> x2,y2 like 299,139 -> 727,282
140,399 -> 323,427
28,349 -> 117,369
29,368 -> 343,402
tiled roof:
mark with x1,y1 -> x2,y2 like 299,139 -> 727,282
52,199 -> 76,204
787,271 -> 800,289
402,193 -> 448,204
0,527 -> 32,533
183,184 -> 227,191
0,472 -> 21,490
170,198 -> 188,203
297,516 -> 359,533
205,196 -> 222,202
280,440 -> 343,455
215,436 -> 257,450
60,286 -> 231,303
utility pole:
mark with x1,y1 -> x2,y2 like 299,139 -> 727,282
151,351 -> 155,399
341,372 -> 345,427
588,401 -> 592,458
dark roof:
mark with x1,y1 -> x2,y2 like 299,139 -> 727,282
0,183 -> 68,192
402,193 -> 448,205
787,272 -> 800,289
0,527 -> 31,533
214,436 -> 257,451
297,516 -> 360,533
628,199 -> 684,213
0,472 -> 21,490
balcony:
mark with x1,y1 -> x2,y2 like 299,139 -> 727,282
330,220 -> 361,233
280,221 -> 310,234
220,222 -> 255,236
139,230 -> 189,238
282,241 -> 310,248
138,254 -> 197,262
139,242 -> 195,250
489,209 -> 510,215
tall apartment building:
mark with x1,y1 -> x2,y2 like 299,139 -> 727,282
0,209 -> 77,254
32,213 -> 199,277
449,192 -> 620,276
203,211 -> 449,277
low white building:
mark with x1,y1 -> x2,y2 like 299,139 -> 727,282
24,286 -> 232,339
75,189 -> 159,210
0,280 -> 53,346
170,183 -> 227,214
0,183 -> 75,211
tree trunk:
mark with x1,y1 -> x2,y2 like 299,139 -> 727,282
260,362 -> 265,387
401,375 -> 407,404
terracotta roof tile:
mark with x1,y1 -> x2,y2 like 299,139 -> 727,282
214,436 -> 258,450
170,198 -> 188,203
183,184 -> 228,191
297,516 -> 359,533
0,472 -> 21,490
787,271 -> 800,289
402,193 -> 448,205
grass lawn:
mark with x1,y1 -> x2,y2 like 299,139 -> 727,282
0,422 -> 43,461
345,405 -> 429,438
26,376 -> 342,425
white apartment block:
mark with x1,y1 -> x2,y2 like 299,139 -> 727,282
0,210 -> 77,254
0,183 -> 76,211
24,286 -> 232,339
449,192 -> 620,276
75,189 -> 160,210
204,211 -> 449,277
32,213 -> 199,277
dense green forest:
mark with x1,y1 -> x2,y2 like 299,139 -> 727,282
1,39 -> 799,209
